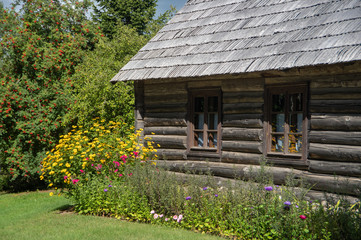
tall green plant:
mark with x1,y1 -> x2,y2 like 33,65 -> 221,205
0,0 -> 99,191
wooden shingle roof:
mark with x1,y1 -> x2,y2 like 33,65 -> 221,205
111,0 -> 361,82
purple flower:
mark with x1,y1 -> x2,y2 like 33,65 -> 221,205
203,187 -> 208,191
104,189 -> 108,192
108,185 -> 112,188
284,201 -> 291,206
186,196 -> 191,200
264,186 -> 273,191
296,205 -> 299,208
215,194 -> 218,197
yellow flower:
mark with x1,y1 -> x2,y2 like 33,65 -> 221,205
48,183 -> 53,187
49,192 -> 54,196
65,163 -> 71,168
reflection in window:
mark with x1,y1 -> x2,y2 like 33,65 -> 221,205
268,86 -> 307,157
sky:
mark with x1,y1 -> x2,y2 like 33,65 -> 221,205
1,0 -> 188,16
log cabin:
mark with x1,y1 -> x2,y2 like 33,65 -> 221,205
112,0 -> 361,196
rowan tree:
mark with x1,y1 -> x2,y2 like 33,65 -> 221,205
0,0 -> 99,191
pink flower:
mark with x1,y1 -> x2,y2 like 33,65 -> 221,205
299,215 -> 307,220
159,214 -> 163,218
165,218 -> 169,221
150,210 -> 155,214
64,176 -> 68,180
119,174 -> 123,177
113,161 -> 120,167
72,179 -> 79,184
114,169 -> 118,173
177,215 -> 183,223
133,151 -> 139,157
173,215 -> 178,220
128,173 -> 133,176
154,214 -> 159,219
80,170 -> 84,173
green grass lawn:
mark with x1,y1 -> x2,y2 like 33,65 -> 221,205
0,191 -> 222,240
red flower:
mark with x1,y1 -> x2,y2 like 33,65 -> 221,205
299,215 -> 307,220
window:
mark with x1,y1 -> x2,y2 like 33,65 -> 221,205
265,84 -> 308,160
189,89 -> 221,152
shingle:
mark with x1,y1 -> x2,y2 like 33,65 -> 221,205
111,0 -> 361,82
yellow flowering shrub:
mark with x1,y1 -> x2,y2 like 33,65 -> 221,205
40,119 -> 157,193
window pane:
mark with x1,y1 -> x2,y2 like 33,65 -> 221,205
208,113 -> 218,130
208,96 -> 218,112
208,132 -> 217,148
194,113 -> 204,130
272,114 -> 285,132
194,132 -> 203,147
289,93 -> 303,112
271,135 -> 284,153
272,94 -> 285,112
290,113 -> 303,133
195,97 -> 204,112
289,135 -> 302,153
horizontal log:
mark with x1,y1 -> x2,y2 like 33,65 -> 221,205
145,135 -> 187,149
309,143 -> 361,162
156,149 -> 186,160
222,78 -> 264,92
310,100 -> 361,113
223,102 -> 263,114
145,112 -> 186,119
222,140 -> 263,154
309,131 -> 361,146
145,103 -> 187,113
187,80 -> 221,88
144,117 -> 187,127
156,161 -> 361,196
310,114 -> 361,131
187,150 -> 221,162
310,76 -> 361,88
144,127 -> 187,136
223,114 -> 263,128
145,94 -> 187,104
308,160 -> 361,177
223,91 -> 263,104
222,128 -> 263,141
221,151 -> 262,164
311,87 -> 361,100
144,82 -> 187,96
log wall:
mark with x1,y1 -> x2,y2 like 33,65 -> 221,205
134,65 -> 361,196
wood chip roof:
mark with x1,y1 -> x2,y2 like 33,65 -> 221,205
111,0 -> 361,82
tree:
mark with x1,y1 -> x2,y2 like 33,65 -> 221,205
93,0 -> 157,37
0,0 -> 99,191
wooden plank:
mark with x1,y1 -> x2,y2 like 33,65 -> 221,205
222,140 -> 263,154
311,87 -> 361,100
146,103 -> 187,113
223,91 -> 263,104
145,112 -> 186,119
145,135 -> 187,149
223,102 -> 263,114
144,82 -> 187,96
156,149 -> 186,160
145,94 -> 187,104
144,117 -> 187,127
223,114 -> 263,128
188,80 -> 221,88
222,128 -> 263,141
222,78 -> 264,92
309,143 -> 361,163
221,151 -> 262,164
310,114 -> 361,131
310,100 -> 361,113
310,77 -> 361,88
144,126 -> 187,136
308,160 -> 361,177
309,131 -> 361,146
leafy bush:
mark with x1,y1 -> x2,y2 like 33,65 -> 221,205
0,0 -> 99,191
40,119 -> 157,198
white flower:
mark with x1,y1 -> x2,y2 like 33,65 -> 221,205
177,214 -> 183,223
150,210 -> 155,214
